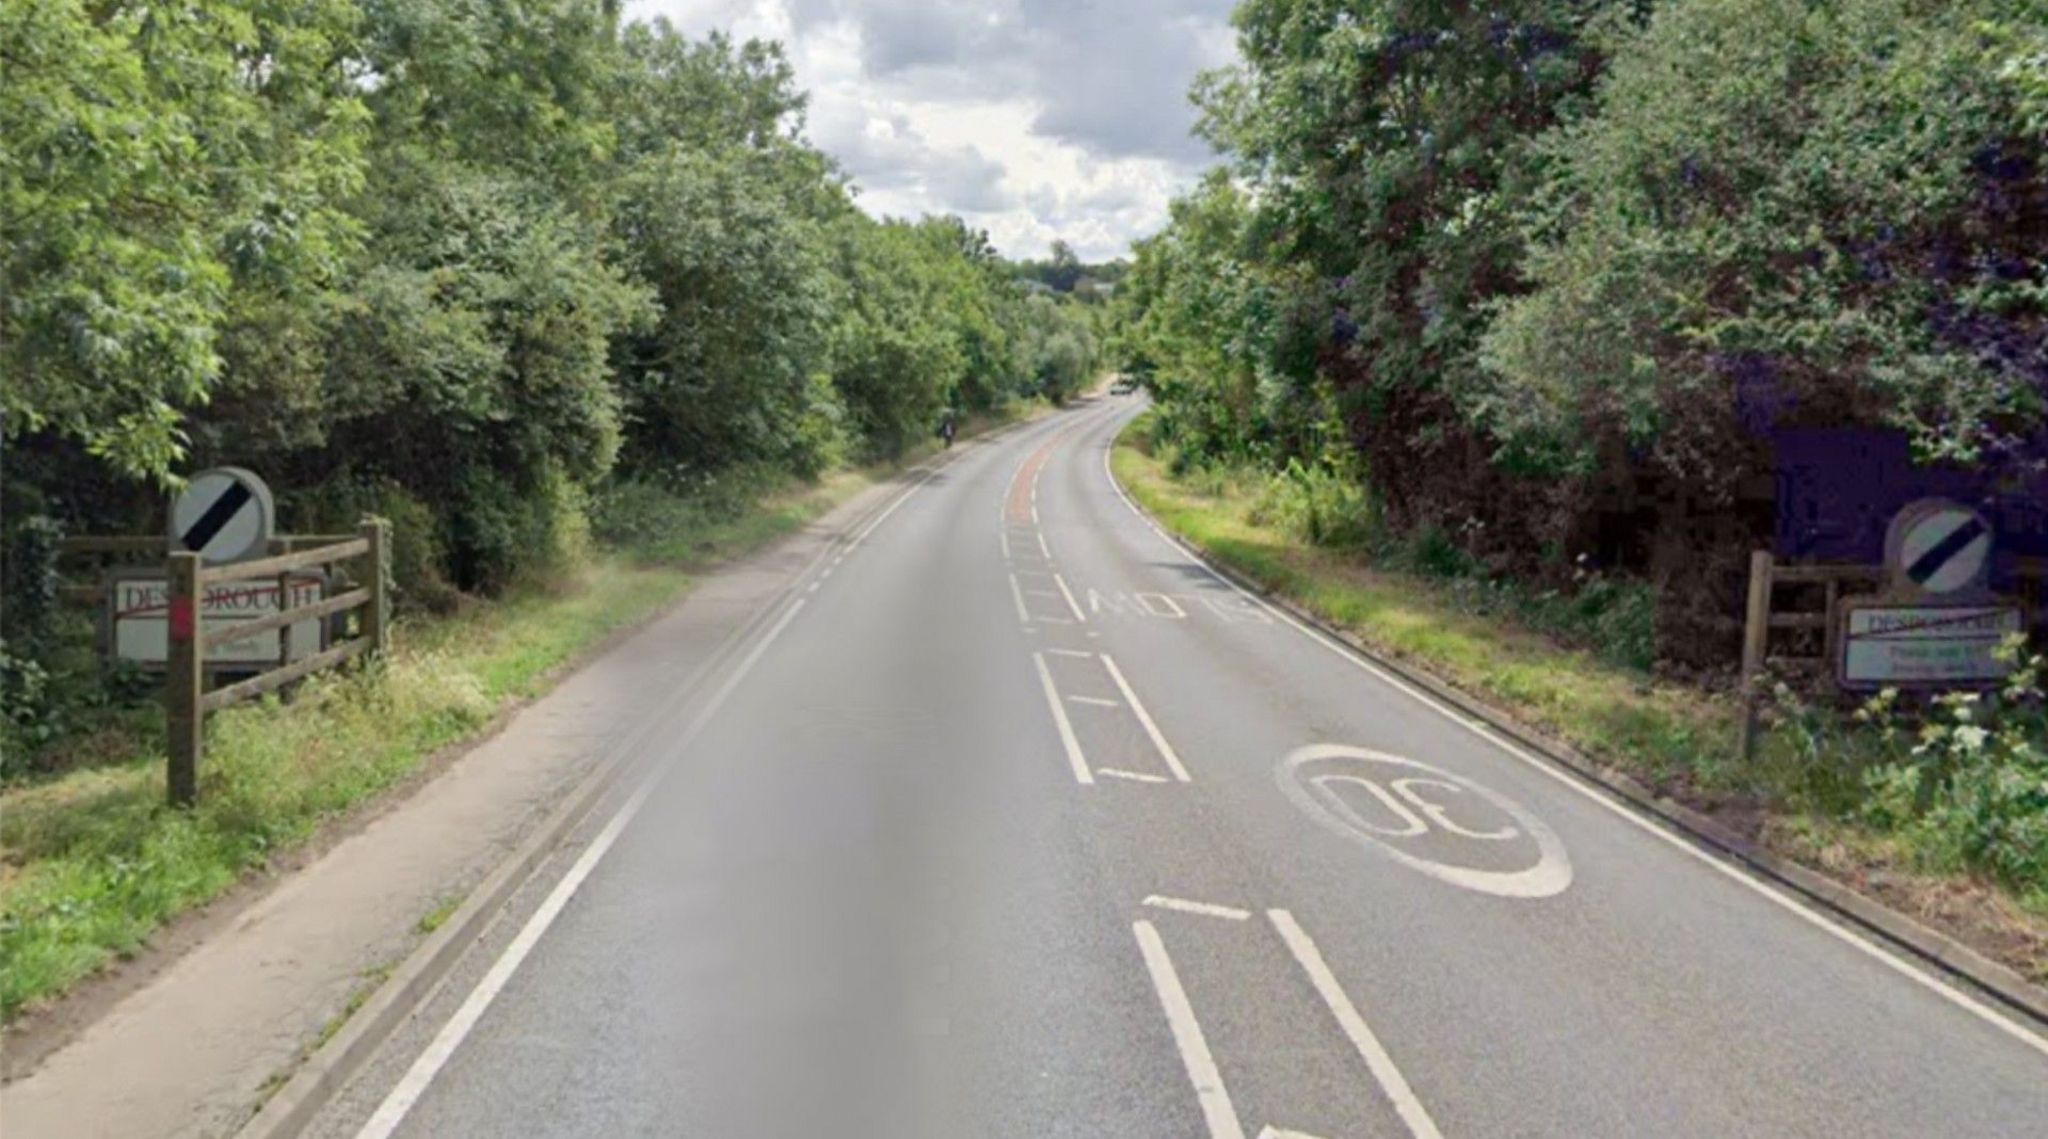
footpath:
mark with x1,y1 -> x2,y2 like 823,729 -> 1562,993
0,464 -> 937,1139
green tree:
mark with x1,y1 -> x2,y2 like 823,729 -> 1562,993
2,0 -> 368,481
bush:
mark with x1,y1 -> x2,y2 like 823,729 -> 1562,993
1859,640 -> 2048,888
1249,460 -> 1378,550
289,478 -> 458,614
445,464 -> 591,594
590,466 -> 792,563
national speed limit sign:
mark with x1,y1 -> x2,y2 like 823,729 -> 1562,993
170,467 -> 275,564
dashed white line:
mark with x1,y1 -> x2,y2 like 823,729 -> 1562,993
1267,909 -> 1442,1139
1101,654 -> 1190,783
1134,921 -> 1247,1139
1053,572 -> 1088,623
1009,574 -> 1031,623
1033,651 -> 1094,785
1143,896 -> 1252,922
1097,768 -> 1171,784
1037,531 -> 1052,559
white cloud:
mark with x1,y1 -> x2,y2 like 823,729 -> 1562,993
623,0 -> 1236,261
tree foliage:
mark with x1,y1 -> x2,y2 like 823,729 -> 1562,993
3,5 -> 1101,595
1119,0 -> 2048,663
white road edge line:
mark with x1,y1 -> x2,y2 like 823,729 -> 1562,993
1143,895 -> 1252,922
353,599 -> 811,1139
1053,572 -> 1088,623
1097,768 -> 1170,784
1097,431 -> 2048,1059
1101,653 -> 1191,783
849,471 -> 931,547
1033,651 -> 1094,785
1133,921 -> 1247,1139
1267,909 -> 1443,1139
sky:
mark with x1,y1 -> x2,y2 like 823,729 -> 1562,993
622,0 -> 1242,262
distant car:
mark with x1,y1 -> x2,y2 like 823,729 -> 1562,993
1111,377 -> 1140,395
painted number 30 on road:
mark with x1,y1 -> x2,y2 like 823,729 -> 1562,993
1278,745 -> 1573,899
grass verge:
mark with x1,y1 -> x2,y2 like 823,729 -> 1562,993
0,464 -> 898,1023
1112,420 -> 2048,983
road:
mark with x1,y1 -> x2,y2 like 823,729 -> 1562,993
306,398 -> 2048,1139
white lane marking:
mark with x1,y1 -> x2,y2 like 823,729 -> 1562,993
806,582 -> 820,594
1033,651 -> 1094,785
1066,695 -> 1121,708
1098,433 -> 2048,1059
1138,591 -> 1188,619
1101,654 -> 1191,783
1258,1129 -> 1330,1139
1001,528 -> 1012,559
355,600 -> 810,1139
1009,573 -> 1031,623
1037,531 -> 1052,559
1054,572 -> 1088,623
849,471 -> 932,547
1098,768 -> 1171,784
1133,921 -> 1247,1139
1143,895 -> 1252,922
1267,909 -> 1443,1139
1045,648 -> 1096,659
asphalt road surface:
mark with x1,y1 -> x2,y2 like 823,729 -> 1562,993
307,398 -> 2048,1139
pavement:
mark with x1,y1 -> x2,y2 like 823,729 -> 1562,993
21,398 -> 2048,1138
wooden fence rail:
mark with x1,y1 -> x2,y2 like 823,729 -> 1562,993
149,519 -> 388,805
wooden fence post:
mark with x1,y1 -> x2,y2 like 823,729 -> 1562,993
277,568 -> 295,672
1737,549 -> 1775,762
166,552 -> 204,806
361,517 -> 390,657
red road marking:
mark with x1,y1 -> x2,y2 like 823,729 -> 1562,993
1007,428 -> 1080,526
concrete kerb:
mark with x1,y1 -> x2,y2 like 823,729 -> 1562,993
233,416 -> 1043,1139
1103,430 -> 2048,1033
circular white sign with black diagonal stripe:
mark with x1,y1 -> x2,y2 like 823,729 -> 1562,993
1888,499 -> 1992,597
170,467 -> 274,564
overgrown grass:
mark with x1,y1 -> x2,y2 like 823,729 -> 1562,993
0,469 -> 881,1022
1114,421 -> 2048,978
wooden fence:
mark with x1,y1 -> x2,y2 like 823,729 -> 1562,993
56,519 -> 389,805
